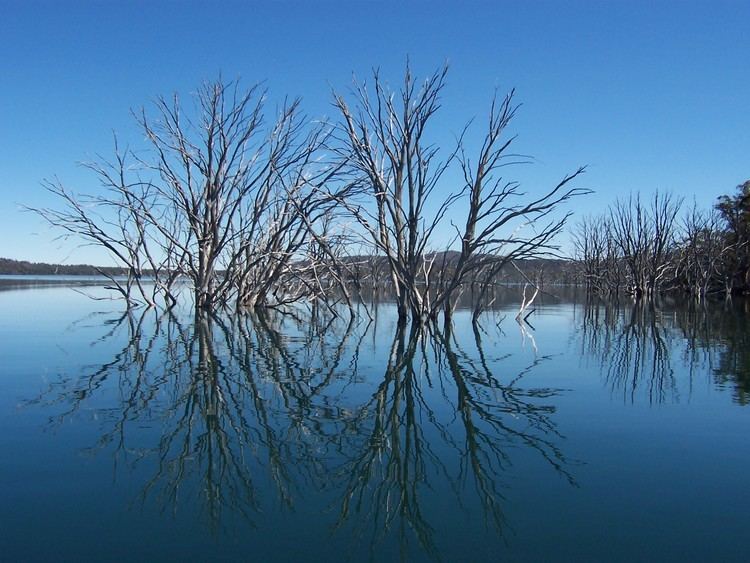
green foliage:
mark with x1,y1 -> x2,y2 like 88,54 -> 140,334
715,180 -> 750,291
716,180 -> 750,240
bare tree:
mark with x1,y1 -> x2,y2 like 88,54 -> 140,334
31,79 -> 348,312
332,64 -> 587,324
609,191 -> 683,297
674,204 -> 730,300
28,139 -> 182,308
430,90 -> 587,323
134,82 -> 347,309
572,214 -> 622,295
331,65 -> 458,322
33,71 -> 589,318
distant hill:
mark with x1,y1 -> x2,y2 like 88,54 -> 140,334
340,253 -> 579,285
0,255 -> 579,283
0,257 -> 127,276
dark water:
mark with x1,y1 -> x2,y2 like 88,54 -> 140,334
1,283 -> 749,562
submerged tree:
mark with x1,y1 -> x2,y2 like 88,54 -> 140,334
574,182 -> 750,299
31,69 -> 588,319
30,79 -> 350,310
331,64 -> 588,324
674,204 -> 729,300
609,191 -> 683,297
572,214 -> 622,295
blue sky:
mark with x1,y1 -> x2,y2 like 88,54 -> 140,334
1,0 -> 748,264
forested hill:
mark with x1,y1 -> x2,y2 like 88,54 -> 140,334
0,257 -> 126,276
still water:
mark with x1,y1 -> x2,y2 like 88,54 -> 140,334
1,282 -> 748,562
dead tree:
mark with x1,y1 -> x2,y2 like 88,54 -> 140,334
32,79 -> 349,312
572,214 -> 622,294
132,81 -> 330,310
430,90 -> 587,323
675,204 -> 730,300
28,138 -> 182,308
332,64 -> 587,324
331,65 -> 460,322
609,191 -> 682,297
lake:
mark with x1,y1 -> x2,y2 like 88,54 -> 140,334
1,280 -> 748,561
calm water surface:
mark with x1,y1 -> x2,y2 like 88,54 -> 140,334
1,282 -> 748,561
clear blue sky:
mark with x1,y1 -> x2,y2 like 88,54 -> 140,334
1,0 -> 748,264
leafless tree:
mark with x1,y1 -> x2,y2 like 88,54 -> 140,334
608,191 -> 683,297
674,204 -> 731,300
331,65 -> 458,322
430,92 -> 587,323
31,79 -> 357,312
28,139 -> 183,307
331,64 -> 587,324
135,81 -> 353,309
572,214 -> 622,295
33,71 -> 590,319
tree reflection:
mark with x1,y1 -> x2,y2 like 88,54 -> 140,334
32,305 -> 575,558
329,321 -> 575,560
578,298 -> 676,403
331,324 -> 443,558
35,306 -> 359,531
672,299 -> 750,405
576,295 -> 750,405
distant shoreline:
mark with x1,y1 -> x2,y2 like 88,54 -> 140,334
0,257 -> 127,276
1,256 -> 578,284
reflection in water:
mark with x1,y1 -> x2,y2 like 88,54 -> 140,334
9,289 -> 750,562
577,298 -> 676,403
675,299 -> 750,404
331,324 -> 575,559
576,296 -> 750,405
32,305 -> 575,559
39,308 -> 357,530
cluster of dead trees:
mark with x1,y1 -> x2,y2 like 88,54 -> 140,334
573,182 -> 750,300
31,65 -> 588,322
